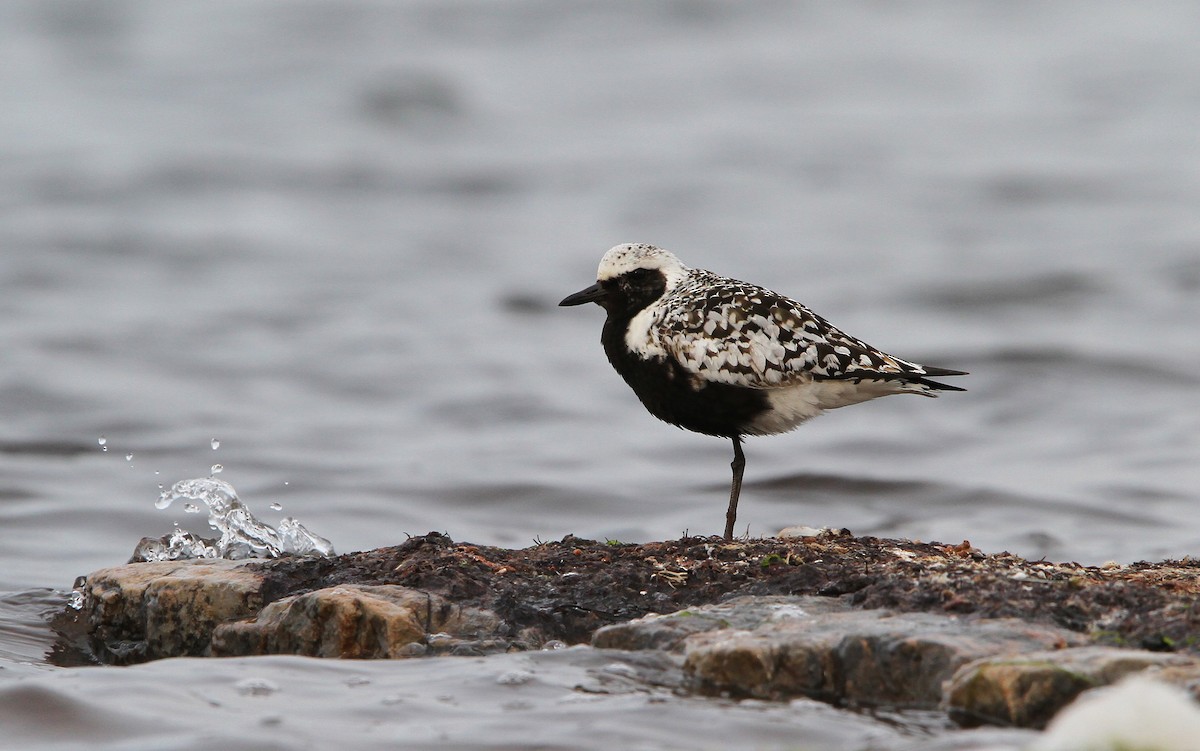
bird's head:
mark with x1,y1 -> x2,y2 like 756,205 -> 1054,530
559,243 -> 688,314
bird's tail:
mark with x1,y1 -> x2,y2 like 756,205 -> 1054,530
813,364 -> 967,397
905,366 -> 968,396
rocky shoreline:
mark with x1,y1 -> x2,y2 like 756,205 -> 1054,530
58,531 -> 1200,731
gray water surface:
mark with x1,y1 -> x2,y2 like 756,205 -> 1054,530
1,2 -> 1198,748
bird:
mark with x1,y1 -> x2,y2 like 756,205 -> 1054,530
559,243 -> 966,540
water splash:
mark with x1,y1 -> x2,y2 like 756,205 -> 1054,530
151,477 -> 334,560
67,576 -> 87,610
277,517 -> 335,556
132,527 -> 219,561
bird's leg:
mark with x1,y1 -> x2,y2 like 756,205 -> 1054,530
724,435 -> 745,540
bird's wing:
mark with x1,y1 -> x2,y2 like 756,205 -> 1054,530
655,271 -> 929,389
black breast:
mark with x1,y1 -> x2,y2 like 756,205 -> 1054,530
600,316 -> 770,439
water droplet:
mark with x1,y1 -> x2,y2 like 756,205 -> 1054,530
184,503 -> 200,514
125,453 -> 134,462
211,438 -> 220,450
269,502 -> 283,511
283,481 -> 289,486
158,483 -> 165,491
98,435 -> 107,446
211,464 -> 223,475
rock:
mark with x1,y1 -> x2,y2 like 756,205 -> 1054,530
598,595 -> 1085,709
946,645 -> 1200,729
683,606 -> 1084,708
82,559 -> 266,663
62,530 -> 1200,732
68,533 -> 1200,667
210,584 -> 501,658
60,532 -> 1200,729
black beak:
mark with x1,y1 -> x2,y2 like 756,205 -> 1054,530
559,282 -> 607,307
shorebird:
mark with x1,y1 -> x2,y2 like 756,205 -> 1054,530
560,243 -> 966,540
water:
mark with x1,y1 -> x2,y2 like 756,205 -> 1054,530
136,475 -> 334,560
1,1 -> 1197,748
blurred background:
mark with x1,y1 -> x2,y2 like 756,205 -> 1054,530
2,0 -> 1199,592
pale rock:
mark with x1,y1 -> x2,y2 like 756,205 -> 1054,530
83,559 -> 266,662
210,584 -> 500,658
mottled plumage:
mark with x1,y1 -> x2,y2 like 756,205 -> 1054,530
561,243 -> 965,539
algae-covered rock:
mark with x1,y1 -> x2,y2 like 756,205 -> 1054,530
62,530 -> 1200,733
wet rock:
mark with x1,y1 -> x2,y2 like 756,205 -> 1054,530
946,645 -> 1200,729
211,584 -> 502,658
82,559 -> 266,663
61,532 -> 1200,735
602,597 -> 1200,727
65,528 -> 1200,733
667,599 -> 1082,707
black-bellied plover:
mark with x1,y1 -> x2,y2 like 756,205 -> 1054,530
560,243 -> 966,540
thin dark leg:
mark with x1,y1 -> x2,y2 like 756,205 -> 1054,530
724,435 -> 745,540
